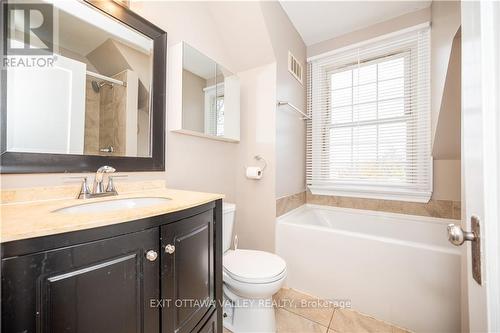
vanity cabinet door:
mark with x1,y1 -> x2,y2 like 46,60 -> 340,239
197,311 -> 217,333
161,209 -> 215,333
1,228 -> 160,333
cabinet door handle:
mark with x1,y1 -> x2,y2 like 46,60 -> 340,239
164,244 -> 175,254
145,250 -> 158,262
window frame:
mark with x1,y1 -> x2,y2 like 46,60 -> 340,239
308,32 -> 432,203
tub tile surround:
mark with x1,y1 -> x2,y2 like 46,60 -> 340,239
276,191 -> 306,217
306,191 -> 461,220
223,288 -> 411,333
276,190 -> 460,220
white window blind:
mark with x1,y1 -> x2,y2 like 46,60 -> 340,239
307,26 -> 432,202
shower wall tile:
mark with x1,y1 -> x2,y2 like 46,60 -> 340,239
84,78 -> 101,154
99,95 -> 115,154
276,191 -> 306,217
306,191 -> 461,220
98,71 -> 128,156
112,71 -> 128,155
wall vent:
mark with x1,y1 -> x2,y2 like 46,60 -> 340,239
288,51 -> 303,85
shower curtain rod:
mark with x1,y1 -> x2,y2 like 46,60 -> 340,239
86,70 -> 127,87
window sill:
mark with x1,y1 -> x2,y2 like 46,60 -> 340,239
308,185 -> 432,203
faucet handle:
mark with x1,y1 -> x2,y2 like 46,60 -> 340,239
66,176 -> 91,199
106,175 -> 127,193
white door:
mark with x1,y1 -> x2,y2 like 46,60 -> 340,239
460,1 -> 500,332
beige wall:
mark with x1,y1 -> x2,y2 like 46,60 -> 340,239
307,7 -> 431,58
433,159 -> 461,201
430,1 -> 461,203
182,70 -> 206,133
113,41 -> 153,91
234,64 -> 277,252
261,2 -> 307,199
433,33 -> 461,160
432,32 -> 461,202
430,1 -> 461,145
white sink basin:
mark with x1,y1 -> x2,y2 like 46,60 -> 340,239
53,197 -> 171,214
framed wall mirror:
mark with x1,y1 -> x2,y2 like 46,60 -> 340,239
169,42 -> 240,142
0,0 -> 167,173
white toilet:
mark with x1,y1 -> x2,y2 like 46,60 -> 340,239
222,203 -> 287,333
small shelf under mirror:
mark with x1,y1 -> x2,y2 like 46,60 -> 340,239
171,129 -> 239,144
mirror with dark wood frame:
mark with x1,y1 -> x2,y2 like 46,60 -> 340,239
0,0 -> 166,173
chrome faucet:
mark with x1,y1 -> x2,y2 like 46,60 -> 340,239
93,165 -> 116,194
74,166 -> 124,199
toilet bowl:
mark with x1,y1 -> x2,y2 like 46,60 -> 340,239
222,203 -> 287,333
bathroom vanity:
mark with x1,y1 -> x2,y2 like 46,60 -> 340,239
1,187 -> 223,333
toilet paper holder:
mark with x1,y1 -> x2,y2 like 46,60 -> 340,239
245,155 -> 267,180
254,155 -> 267,172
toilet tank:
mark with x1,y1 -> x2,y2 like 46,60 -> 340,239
222,202 -> 236,252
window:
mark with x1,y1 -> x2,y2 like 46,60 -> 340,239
215,95 -> 225,136
307,26 -> 431,202
204,83 -> 224,137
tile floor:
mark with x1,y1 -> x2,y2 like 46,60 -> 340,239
223,288 -> 411,333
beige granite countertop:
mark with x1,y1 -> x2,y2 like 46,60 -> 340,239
1,182 -> 224,243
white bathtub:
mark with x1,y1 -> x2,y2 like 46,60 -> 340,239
276,204 -> 461,333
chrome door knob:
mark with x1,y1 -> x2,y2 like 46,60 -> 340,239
164,244 -> 175,254
145,250 -> 158,262
447,224 -> 476,246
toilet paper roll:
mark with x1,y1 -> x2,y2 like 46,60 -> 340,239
246,167 -> 263,180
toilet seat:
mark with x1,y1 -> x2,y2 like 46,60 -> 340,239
223,249 -> 287,284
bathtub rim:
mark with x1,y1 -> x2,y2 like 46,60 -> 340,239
276,203 -> 460,226
276,204 -> 462,255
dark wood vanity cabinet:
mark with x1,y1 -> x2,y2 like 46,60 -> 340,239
161,210 -> 214,333
1,201 -> 222,333
2,228 -> 160,333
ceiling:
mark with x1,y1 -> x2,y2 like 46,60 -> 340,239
280,1 -> 431,46
57,10 -> 110,56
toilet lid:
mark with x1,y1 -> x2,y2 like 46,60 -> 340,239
223,249 -> 286,284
